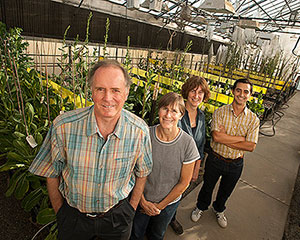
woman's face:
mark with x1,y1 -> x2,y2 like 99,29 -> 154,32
187,85 -> 204,108
158,103 -> 182,130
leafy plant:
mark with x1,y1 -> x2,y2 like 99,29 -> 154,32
0,22 -> 74,232
247,91 -> 265,118
103,18 -> 110,59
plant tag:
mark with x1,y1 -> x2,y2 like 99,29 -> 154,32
40,96 -> 45,104
26,135 -> 38,148
134,85 -> 138,91
60,110 -> 65,115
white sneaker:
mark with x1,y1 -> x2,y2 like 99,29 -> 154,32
191,207 -> 204,222
214,210 -> 227,228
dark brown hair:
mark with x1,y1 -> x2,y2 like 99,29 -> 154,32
158,92 -> 185,116
181,76 -> 210,102
232,78 -> 253,94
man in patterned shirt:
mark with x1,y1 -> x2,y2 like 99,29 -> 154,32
29,59 -> 152,240
191,78 -> 259,228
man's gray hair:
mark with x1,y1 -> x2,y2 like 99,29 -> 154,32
88,59 -> 132,88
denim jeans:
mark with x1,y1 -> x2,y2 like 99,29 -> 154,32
196,151 -> 243,212
130,200 -> 180,240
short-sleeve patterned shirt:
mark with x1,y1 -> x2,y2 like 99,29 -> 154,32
210,104 -> 260,159
29,106 -> 152,213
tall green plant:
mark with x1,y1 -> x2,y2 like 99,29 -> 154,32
103,18 -> 110,59
170,40 -> 193,92
56,13 -> 94,108
0,22 -> 74,231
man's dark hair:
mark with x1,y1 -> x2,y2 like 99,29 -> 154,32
88,59 -> 132,88
232,78 -> 253,94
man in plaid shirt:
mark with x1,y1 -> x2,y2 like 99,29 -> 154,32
191,78 -> 259,229
29,59 -> 152,240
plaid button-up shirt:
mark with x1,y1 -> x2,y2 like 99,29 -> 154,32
29,106 -> 152,213
211,104 -> 259,159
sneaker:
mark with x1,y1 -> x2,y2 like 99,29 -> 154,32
214,210 -> 227,228
169,219 -> 184,235
191,207 -> 204,222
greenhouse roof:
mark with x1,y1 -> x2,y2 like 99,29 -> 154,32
107,0 -> 300,36
52,0 -> 300,42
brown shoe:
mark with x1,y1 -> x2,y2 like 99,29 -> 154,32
170,219 -> 184,235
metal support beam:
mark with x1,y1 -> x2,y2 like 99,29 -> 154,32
239,0 -> 266,14
284,0 -> 292,12
249,0 -> 282,29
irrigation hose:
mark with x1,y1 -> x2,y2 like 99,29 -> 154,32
259,106 -> 287,137
31,220 -> 55,240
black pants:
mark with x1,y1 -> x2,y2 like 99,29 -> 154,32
196,151 -> 243,212
56,198 -> 135,240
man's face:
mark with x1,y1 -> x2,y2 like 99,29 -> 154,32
232,82 -> 252,106
91,66 -> 129,122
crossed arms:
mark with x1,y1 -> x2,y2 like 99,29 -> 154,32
212,125 -> 256,152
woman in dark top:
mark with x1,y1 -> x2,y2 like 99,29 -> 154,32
169,76 -> 211,235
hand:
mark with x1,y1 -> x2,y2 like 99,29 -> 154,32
140,199 -> 161,216
218,125 -> 226,133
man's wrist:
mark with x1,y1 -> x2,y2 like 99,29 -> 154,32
129,198 -> 139,210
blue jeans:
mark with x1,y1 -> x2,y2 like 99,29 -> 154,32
197,151 -> 243,212
130,200 -> 180,240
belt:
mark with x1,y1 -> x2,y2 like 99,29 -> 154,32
211,150 -> 243,163
85,198 -> 127,219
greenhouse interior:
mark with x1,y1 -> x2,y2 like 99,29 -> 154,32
1,0 -> 300,239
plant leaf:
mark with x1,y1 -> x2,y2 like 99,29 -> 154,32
5,170 -> 25,197
13,131 -> 26,138
22,187 -> 43,212
0,162 -> 25,172
7,151 -> 25,162
14,173 -> 30,200
37,208 -> 56,225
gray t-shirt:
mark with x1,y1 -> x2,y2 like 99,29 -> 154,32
144,125 -> 200,203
